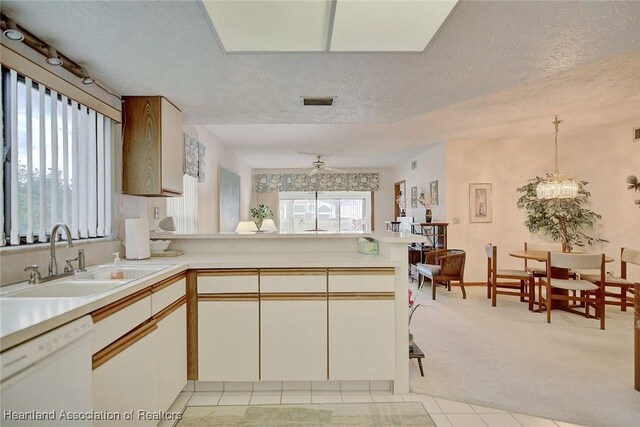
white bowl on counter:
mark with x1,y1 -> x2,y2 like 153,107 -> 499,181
149,239 -> 171,252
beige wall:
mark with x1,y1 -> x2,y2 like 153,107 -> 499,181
444,119 -> 640,282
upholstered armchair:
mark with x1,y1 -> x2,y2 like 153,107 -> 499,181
417,250 -> 466,300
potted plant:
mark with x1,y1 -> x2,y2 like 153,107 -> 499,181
408,289 -> 425,350
250,204 -> 273,231
418,188 -> 433,223
516,174 -> 606,251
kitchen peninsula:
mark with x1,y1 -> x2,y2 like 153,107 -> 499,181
1,231 -> 424,425
151,230 -> 425,395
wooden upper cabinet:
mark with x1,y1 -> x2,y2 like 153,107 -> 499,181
122,96 -> 184,196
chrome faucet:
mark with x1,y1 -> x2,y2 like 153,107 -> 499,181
49,223 -> 73,276
23,265 -> 42,284
65,248 -> 86,273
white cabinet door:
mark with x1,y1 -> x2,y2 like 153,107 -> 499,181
156,305 -> 186,412
261,299 -> 327,380
92,327 -> 158,426
260,269 -> 327,380
198,300 -> 259,381
329,298 -> 395,380
160,97 -> 183,195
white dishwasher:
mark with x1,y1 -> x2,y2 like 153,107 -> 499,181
1,315 -> 93,426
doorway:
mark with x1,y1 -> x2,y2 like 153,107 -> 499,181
394,180 -> 406,219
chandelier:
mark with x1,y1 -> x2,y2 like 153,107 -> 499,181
536,116 -> 579,199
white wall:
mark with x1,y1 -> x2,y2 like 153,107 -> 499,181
118,125 -> 253,239
375,168 -> 395,232
444,120 -> 640,282
394,142 -> 447,224
183,126 -> 253,233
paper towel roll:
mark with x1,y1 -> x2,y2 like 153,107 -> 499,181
125,218 -> 150,260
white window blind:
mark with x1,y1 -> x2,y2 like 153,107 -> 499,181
166,175 -> 198,233
1,67 -> 113,246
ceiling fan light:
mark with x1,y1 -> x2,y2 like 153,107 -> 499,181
46,46 -> 63,66
3,18 -> 24,42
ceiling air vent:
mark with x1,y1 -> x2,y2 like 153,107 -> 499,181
634,127 -> 640,142
302,97 -> 335,106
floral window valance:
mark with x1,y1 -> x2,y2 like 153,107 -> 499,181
184,133 -> 205,182
255,173 -> 379,192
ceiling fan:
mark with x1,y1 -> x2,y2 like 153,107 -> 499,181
308,155 -> 346,176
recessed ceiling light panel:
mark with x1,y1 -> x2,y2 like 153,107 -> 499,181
203,0 -> 332,52
330,0 -> 458,52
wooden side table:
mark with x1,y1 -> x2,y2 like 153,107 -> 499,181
409,342 -> 425,377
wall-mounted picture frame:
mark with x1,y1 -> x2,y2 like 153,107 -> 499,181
430,180 -> 439,206
411,186 -> 418,208
469,183 -> 492,223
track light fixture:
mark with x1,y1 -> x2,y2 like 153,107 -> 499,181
46,46 -> 63,66
2,17 -> 24,42
78,67 -> 95,85
3,14 -> 96,85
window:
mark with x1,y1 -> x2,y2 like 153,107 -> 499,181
279,191 -> 371,233
1,67 -> 113,246
166,174 -> 198,233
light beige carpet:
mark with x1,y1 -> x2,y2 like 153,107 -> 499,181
175,402 -> 434,426
409,283 -> 640,427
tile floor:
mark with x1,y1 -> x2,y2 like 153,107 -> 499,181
159,390 -> 584,427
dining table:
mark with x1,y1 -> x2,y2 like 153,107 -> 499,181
508,250 -> 615,311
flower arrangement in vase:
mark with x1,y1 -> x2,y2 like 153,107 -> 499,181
250,204 -> 273,231
418,188 -> 433,223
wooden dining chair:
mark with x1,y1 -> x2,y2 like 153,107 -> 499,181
417,250 -> 466,300
523,241 -> 566,278
582,247 -> 639,312
486,244 -> 534,309
539,252 -> 606,330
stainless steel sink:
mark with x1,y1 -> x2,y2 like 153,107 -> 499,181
4,281 -> 128,298
73,264 -> 170,281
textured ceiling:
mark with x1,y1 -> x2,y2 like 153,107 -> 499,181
2,1 -> 639,168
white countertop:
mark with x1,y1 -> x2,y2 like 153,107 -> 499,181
0,251 -> 402,351
151,230 -> 427,243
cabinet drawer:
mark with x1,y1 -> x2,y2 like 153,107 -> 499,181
260,269 -> 326,293
328,268 -> 395,293
198,270 -> 258,293
92,291 -> 152,354
152,276 -> 185,315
